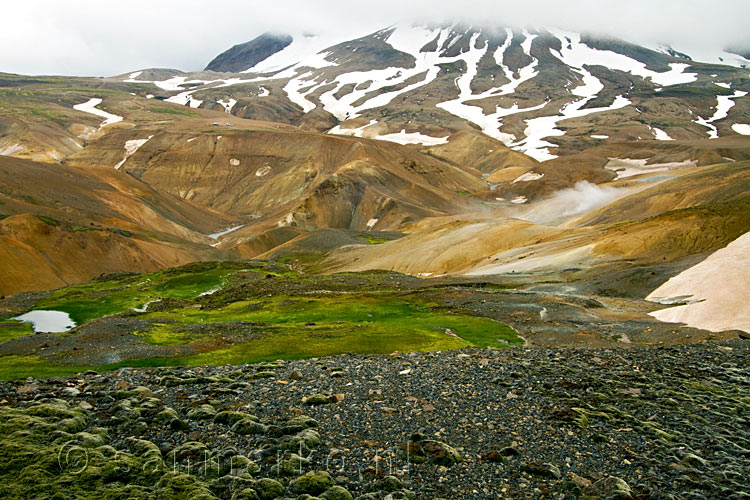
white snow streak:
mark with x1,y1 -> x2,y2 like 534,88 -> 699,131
651,127 -> 673,141
548,28 -> 697,86
244,34 -> 341,74
375,129 -> 449,146
114,136 -> 152,170
73,98 -> 123,127
437,30 -> 548,143
512,171 -> 544,183
694,90 -> 747,138
209,224 -> 245,240
217,98 -> 237,113
513,66 -> 630,162
329,119 -> 378,137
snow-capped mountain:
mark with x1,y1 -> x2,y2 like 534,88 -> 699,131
125,23 -> 750,162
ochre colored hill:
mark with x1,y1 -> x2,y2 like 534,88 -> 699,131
0,156 -> 238,296
67,129 -> 488,233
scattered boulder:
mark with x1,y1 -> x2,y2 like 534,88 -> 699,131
321,485 -> 353,500
232,419 -> 269,435
187,404 -> 217,420
406,435 -> 462,466
521,462 -> 562,480
292,471 -> 335,495
588,476 -> 632,499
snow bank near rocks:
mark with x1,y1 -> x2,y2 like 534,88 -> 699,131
647,231 -> 750,333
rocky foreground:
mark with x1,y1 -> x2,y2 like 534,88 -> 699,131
1,341 -> 748,499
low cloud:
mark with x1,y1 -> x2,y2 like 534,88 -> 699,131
517,181 -> 624,223
1,0 -> 748,76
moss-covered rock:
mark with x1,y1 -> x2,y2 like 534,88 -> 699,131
274,453 -> 311,475
292,471 -> 334,495
304,394 -> 334,406
374,475 -> 404,492
154,407 -> 180,423
232,419 -> 269,435
407,438 -> 462,466
320,485 -> 353,500
188,404 -> 217,420
254,477 -> 285,499
214,410 -> 259,426
521,462 -> 562,480
282,429 -> 321,452
168,441 -> 210,463
233,487 -> 260,500
588,476 -> 632,499
221,455 -> 260,476
155,471 -> 218,500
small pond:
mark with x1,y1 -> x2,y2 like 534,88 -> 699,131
12,310 -> 76,333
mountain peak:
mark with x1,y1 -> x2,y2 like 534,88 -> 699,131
204,32 -> 293,73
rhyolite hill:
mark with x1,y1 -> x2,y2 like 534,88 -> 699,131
1,19 -> 750,500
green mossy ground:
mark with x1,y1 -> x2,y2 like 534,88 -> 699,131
0,399 -> 224,499
0,322 -> 34,341
0,262 -> 522,380
134,294 -> 519,366
36,262 -> 242,325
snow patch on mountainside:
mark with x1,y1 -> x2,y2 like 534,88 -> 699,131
651,127 -> 673,141
385,24 -> 440,59
436,30 -> 548,143
283,72 -> 319,113
647,231 -> 750,333
513,67 -> 630,162
732,124 -> 750,135
166,90 -> 203,108
244,34 -> 341,73
307,27 -> 453,119
548,28 -> 697,86
375,129 -> 449,146
217,98 -> 237,113
329,119 -> 378,138
73,98 -> 123,127
494,29 -> 540,96
114,136 -> 153,170
604,158 -> 696,179
694,90 -> 747,138
512,172 -> 544,183
649,44 -> 750,69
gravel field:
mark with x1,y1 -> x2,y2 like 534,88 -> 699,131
1,340 -> 748,499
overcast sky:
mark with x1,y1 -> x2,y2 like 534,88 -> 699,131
2,0 -> 748,76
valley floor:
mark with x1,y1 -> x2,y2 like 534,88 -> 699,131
0,341 -> 748,499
